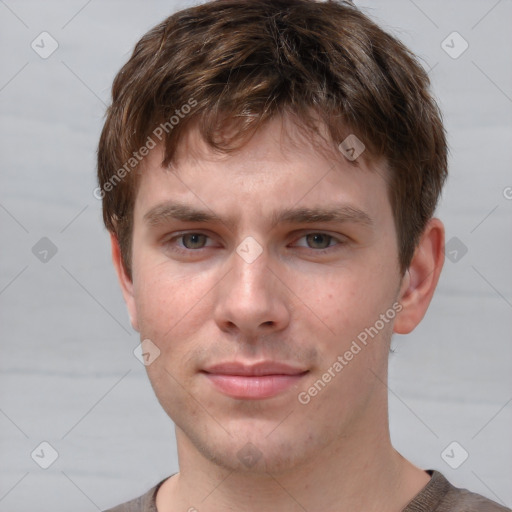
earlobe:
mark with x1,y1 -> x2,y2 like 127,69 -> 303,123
110,232 -> 139,332
393,218 -> 445,335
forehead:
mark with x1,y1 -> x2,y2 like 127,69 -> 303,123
132,116 -> 391,229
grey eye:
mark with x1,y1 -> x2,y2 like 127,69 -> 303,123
305,233 -> 333,249
181,234 -> 208,249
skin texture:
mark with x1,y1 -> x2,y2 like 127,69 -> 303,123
111,115 -> 445,511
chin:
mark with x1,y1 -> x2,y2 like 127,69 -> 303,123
185,422 -> 317,475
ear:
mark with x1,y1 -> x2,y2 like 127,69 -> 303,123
110,232 -> 139,332
394,218 -> 445,334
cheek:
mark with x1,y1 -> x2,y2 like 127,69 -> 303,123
133,263 -> 210,344
133,268 -> 209,403
298,264 -> 395,341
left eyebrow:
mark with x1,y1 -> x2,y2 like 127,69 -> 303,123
271,206 -> 374,229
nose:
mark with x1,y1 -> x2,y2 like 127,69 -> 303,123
213,244 -> 291,338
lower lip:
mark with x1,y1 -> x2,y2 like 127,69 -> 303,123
202,372 -> 308,399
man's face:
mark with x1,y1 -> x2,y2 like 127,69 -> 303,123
121,116 -> 406,475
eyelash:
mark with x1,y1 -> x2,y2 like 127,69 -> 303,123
163,231 -> 346,255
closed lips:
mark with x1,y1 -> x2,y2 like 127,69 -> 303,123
201,361 -> 309,376
201,361 -> 309,400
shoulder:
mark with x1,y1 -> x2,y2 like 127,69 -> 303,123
103,493 -> 149,512
404,470 -> 511,512
102,476 -> 172,512
442,481 -> 511,512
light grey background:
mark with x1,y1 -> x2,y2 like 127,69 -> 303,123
1,0 -> 511,510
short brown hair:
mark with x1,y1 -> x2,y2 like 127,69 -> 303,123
97,0 -> 448,279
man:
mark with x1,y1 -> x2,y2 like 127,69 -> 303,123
96,1 -> 510,510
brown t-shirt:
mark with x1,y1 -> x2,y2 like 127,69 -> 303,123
103,470 -> 511,512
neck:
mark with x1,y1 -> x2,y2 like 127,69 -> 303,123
156,395 -> 430,512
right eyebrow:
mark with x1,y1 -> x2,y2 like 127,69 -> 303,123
143,202 -> 234,229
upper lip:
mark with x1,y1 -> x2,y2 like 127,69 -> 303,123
202,361 -> 308,376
